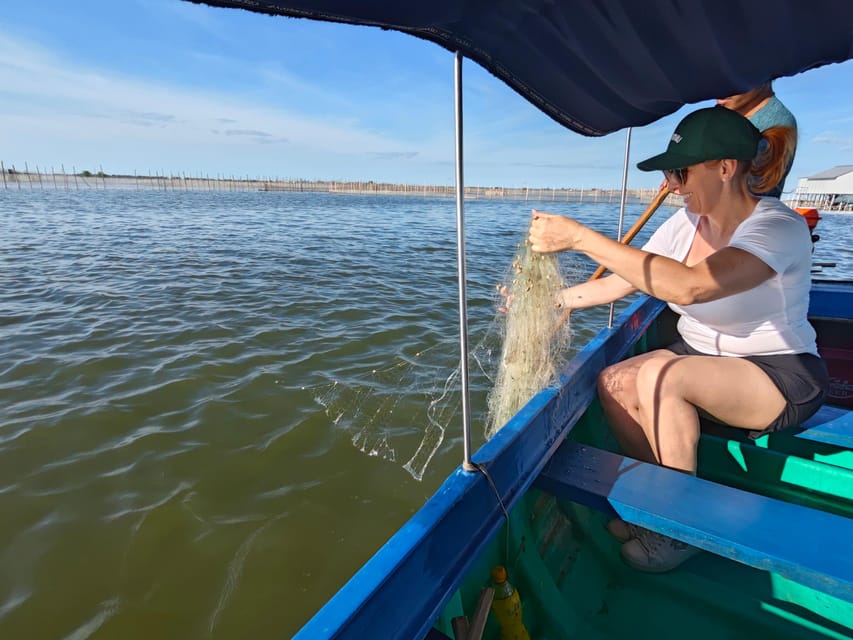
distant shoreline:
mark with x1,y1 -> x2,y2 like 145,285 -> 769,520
3,170 -> 850,211
1,170 -> 676,206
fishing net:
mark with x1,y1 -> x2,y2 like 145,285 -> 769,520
309,342 -> 460,481
484,238 -> 573,438
309,226 -> 577,480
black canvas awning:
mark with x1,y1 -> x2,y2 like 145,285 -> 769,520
188,0 -> 853,135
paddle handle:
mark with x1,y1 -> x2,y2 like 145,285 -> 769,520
588,186 -> 671,281
551,186 -> 670,334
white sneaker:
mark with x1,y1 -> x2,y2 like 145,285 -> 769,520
620,529 -> 700,573
606,518 -> 643,542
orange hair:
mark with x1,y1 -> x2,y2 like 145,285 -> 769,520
748,125 -> 797,194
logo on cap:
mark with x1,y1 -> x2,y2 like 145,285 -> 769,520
671,133 -> 683,143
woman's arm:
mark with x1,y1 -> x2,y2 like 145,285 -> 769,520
530,211 -> 775,305
557,273 -> 637,310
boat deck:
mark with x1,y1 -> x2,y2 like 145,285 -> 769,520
535,401 -> 853,604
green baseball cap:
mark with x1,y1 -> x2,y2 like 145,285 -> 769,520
637,105 -> 761,171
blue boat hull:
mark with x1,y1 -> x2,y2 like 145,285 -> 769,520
294,280 -> 853,639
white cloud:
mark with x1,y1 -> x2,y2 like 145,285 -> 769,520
812,132 -> 853,151
0,32 -> 418,172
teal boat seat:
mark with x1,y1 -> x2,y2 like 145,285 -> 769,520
534,440 -> 853,603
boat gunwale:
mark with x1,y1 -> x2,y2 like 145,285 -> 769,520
293,294 -> 668,639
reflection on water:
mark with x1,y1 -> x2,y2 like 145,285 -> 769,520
0,190 -> 849,638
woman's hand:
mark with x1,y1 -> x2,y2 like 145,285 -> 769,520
496,284 -> 513,313
529,210 -> 586,253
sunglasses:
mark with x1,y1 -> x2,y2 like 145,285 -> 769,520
663,167 -> 688,184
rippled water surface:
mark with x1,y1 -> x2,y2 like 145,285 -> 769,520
1,190 -> 850,638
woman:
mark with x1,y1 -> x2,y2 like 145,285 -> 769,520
529,106 -> 828,573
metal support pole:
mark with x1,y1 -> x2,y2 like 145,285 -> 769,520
608,127 -> 632,328
453,51 -> 475,471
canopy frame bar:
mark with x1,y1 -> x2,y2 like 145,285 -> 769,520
454,51 -> 475,471
608,127 -> 633,328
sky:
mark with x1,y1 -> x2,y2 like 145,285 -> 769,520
2,0 -> 852,190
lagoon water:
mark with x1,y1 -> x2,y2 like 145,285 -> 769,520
1,189 -> 850,638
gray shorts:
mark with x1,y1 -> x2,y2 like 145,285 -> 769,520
665,338 -> 830,438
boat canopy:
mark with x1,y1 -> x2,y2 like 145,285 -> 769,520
188,0 -> 853,135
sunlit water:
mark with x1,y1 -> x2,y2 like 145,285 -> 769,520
1,189 -> 849,638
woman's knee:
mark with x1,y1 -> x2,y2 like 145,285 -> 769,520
635,355 -> 682,399
597,362 -> 632,401
598,352 -> 680,407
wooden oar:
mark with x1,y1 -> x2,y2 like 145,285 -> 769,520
588,185 -> 671,280
553,185 -> 671,331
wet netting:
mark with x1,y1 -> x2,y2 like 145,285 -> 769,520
310,231 -> 580,481
483,240 -> 573,438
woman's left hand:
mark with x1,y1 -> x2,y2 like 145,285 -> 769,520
496,284 -> 513,313
529,210 -> 586,253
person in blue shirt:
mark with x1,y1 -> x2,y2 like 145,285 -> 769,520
717,82 -> 797,198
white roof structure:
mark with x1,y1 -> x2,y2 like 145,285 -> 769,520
806,165 -> 853,181
791,165 -> 853,211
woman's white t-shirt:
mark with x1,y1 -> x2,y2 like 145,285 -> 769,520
642,197 -> 817,356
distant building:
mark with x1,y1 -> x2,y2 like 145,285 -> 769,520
791,165 -> 853,211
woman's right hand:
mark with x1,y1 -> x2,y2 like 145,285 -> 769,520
530,210 -> 587,253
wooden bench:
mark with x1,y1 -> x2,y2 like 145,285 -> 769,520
534,440 -> 853,603
798,403 -> 853,449
693,403 -> 853,518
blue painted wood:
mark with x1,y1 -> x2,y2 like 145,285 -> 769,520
799,404 -> 853,449
535,441 -> 853,603
800,403 -> 849,429
293,279 -> 853,639
809,280 -> 853,320
292,295 -> 667,640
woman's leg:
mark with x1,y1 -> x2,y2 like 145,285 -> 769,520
613,353 -> 786,572
601,351 -> 786,571
633,354 -> 786,473
598,350 -> 692,563
597,349 -> 679,463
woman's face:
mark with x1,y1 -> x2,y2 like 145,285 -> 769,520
664,161 -> 724,214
